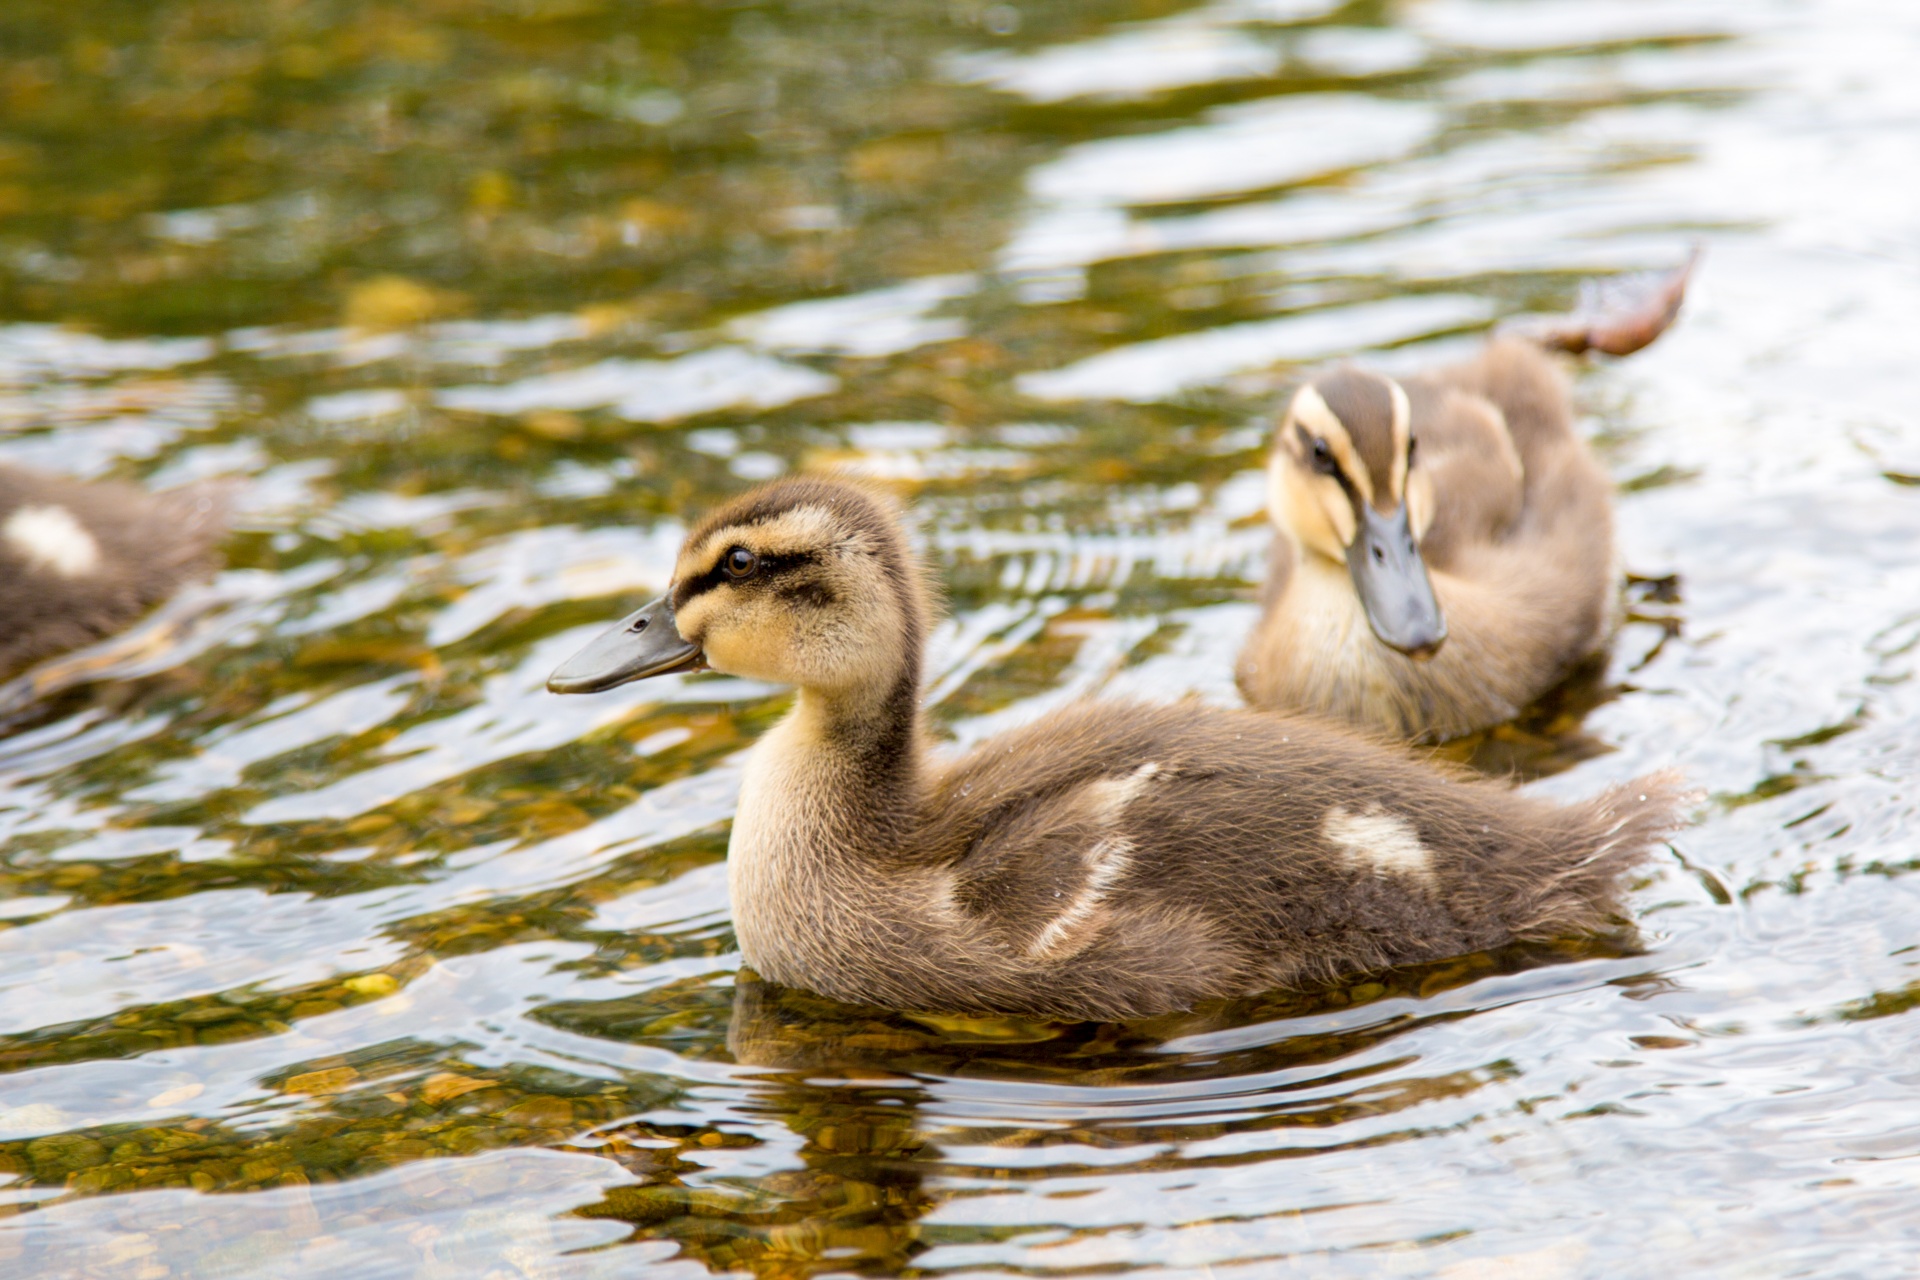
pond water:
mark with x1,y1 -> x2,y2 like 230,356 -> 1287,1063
2,0 -> 1918,1276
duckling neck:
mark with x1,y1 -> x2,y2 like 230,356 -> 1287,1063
733,667 -> 927,865
791,672 -> 926,830
728,668 -> 941,992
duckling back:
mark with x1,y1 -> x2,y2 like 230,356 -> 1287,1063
904,700 -> 1681,1017
728,696 -> 1685,1021
0,463 -> 230,678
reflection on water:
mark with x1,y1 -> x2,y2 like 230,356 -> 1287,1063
2,0 -> 1919,1276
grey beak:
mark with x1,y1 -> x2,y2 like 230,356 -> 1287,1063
547,595 -> 705,694
1348,504 -> 1447,660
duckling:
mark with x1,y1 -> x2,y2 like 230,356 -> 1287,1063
0,463 -> 230,680
549,477 -> 1683,1021
1236,254 -> 1697,742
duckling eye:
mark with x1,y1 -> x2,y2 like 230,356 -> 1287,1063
1308,436 -> 1337,476
724,547 -> 759,579
1293,425 -> 1338,475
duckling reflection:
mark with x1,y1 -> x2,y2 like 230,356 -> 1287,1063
715,939 -> 1646,1272
549,477 -> 1684,1021
725,931 -> 1645,1079
564,928 -> 1645,1278
725,976 -> 939,1276
1238,254 -> 1697,743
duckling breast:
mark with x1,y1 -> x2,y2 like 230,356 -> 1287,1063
1240,552 -> 1582,741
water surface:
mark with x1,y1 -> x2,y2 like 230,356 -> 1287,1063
2,0 -> 1918,1276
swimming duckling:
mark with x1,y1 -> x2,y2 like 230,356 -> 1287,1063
549,477 -> 1683,1021
0,463 -> 230,679
1236,255 -> 1697,742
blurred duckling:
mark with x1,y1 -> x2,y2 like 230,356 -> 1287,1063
0,463 -> 230,679
1237,253 -> 1697,742
549,477 -> 1683,1021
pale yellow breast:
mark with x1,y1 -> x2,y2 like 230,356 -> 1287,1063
1242,553 -> 1524,740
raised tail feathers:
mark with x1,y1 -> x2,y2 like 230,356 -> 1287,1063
1502,247 -> 1701,358
1515,768 -> 1693,941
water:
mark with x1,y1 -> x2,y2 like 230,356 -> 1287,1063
1,0 -> 1917,1275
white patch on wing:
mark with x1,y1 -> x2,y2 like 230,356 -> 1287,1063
1029,835 -> 1132,959
927,866 -> 964,926
1082,760 -> 1160,820
1322,805 -> 1432,882
4,505 -> 101,578
1025,763 -> 1160,958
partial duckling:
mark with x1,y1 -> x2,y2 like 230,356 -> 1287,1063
0,463 -> 230,679
550,477 -> 1683,1021
1237,256 -> 1696,742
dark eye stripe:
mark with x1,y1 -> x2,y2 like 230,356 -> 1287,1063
779,580 -> 837,609
1297,425 -> 1348,478
675,549 -> 820,607
1295,424 -> 1364,510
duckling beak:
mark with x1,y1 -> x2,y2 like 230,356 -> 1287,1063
547,595 -> 706,694
1347,504 -> 1447,660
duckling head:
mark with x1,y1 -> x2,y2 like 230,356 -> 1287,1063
1268,368 -> 1446,660
548,477 -> 932,700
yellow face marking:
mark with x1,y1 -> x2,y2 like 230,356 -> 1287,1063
698,601 -> 797,679
1267,444 -> 1353,559
671,586 -> 722,643
1405,467 -> 1436,541
676,505 -> 840,584
1268,385 -> 1370,560
1288,385 -> 1374,508
1386,379 -> 1412,505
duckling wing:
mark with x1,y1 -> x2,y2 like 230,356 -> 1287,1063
1407,339 -> 1616,673
1411,337 -> 1593,511
935,702 -> 1683,1007
1400,381 -> 1526,569
934,703 -> 1466,976
942,758 -> 1168,963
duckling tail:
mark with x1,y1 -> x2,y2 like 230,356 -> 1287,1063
1519,768 -> 1694,940
1502,247 -> 1701,358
